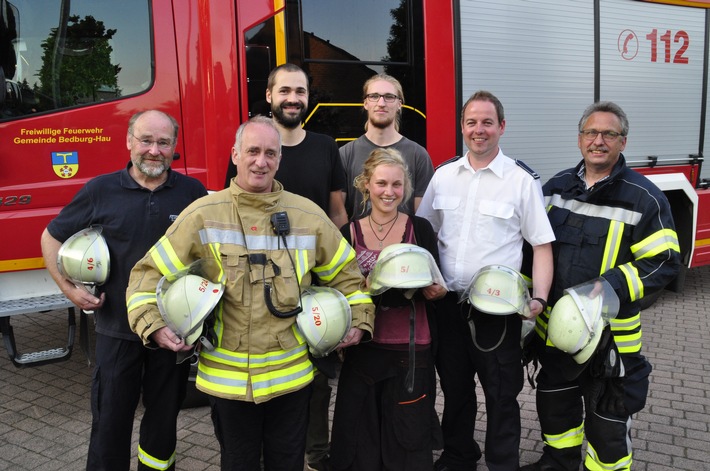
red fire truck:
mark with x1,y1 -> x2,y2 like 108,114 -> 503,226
1,0 -> 709,365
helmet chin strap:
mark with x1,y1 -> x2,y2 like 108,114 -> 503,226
467,304 -> 507,353
404,296 -> 417,394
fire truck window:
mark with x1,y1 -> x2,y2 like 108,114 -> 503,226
295,0 -> 426,148
245,18 -> 277,118
301,0 -> 408,64
1,0 -> 151,120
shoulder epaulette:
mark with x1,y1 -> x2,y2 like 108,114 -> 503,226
515,159 -> 540,180
436,155 -> 463,170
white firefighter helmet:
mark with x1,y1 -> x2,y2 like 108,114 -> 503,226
57,226 -> 110,285
547,290 -> 605,364
547,278 -> 620,364
368,243 -> 445,295
296,286 -> 352,358
466,265 -> 531,317
156,274 -> 225,345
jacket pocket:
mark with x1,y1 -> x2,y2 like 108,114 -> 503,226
219,247 -> 246,304
265,250 -> 301,312
276,327 -> 301,351
389,360 -> 438,451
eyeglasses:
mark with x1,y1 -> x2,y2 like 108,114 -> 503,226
365,93 -> 400,103
579,129 -> 625,142
129,132 -> 174,150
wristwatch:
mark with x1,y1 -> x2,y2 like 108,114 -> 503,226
531,297 -> 548,312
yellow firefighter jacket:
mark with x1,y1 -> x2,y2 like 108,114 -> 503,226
126,180 -> 374,403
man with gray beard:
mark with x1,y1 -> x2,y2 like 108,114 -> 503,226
41,110 -> 207,470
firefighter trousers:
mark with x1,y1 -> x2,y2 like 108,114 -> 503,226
534,346 -> 652,470
435,293 -> 523,471
209,384 -> 312,471
306,370 -> 332,464
87,333 -> 189,471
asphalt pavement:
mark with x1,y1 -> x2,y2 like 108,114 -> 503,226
1,265 -> 709,470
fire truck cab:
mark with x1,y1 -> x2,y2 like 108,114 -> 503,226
2,0 -> 710,365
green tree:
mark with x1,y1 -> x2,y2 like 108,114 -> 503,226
383,0 -> 407,64
38,15 -> 120,109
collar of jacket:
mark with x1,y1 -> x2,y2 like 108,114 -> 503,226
565,154 -> 627,196
229,178 -> 284,211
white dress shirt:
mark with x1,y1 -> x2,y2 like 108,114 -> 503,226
416,148 -> 555,293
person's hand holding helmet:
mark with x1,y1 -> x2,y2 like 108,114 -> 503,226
150,326 -> 194,352
338,327 -> 365,349
421,282 -> 447,301
64,284 -> 105,312
527,297 -> 547,318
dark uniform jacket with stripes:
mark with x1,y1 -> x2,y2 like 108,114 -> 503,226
539,155 -> 680,354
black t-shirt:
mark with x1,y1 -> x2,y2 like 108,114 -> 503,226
47,163 -> 207,340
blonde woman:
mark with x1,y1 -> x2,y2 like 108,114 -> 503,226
330,148 -> 446,471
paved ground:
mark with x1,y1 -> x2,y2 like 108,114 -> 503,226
1,265 -> 709,470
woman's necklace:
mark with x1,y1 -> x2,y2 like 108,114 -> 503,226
368,212 -> 399,248
370,212 -> 398,232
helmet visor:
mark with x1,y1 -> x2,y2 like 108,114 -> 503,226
296,286 -> 352,357
57,226 -> 111,285
563,277 -> 620,325
155,260 -> 225,344
464,265 -> 531,317
367,243 -> 446,295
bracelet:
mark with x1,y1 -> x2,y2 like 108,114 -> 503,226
532,297 -> 548,312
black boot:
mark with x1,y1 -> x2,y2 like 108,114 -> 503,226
519,460 -> 559,471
